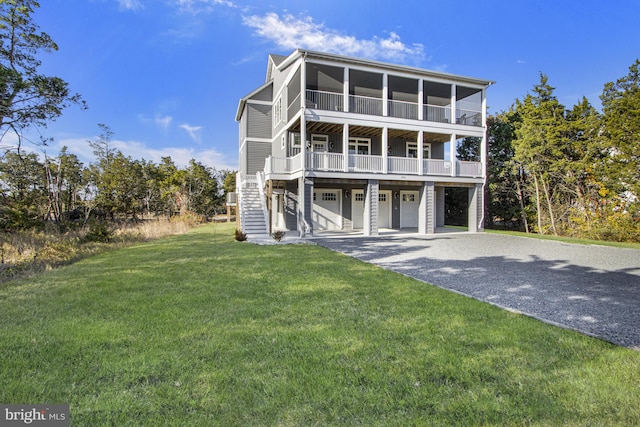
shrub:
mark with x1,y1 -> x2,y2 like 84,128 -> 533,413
83,221 -> 113,243
271,230 -> 286,242
234,229 -> 247,242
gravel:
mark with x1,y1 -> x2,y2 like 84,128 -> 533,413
314,232 -> 640,350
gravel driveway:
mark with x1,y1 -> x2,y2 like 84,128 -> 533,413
314,232 -> 640,350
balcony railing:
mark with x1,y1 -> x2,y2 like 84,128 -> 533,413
424,104 -> 451,123
456,109 -> 482,126
348,154 -> 384,173
349,94 -> 383,116
265,153 -> 478,178
388,156 -> 419,174
303,89 -> 482,127
388,99 -> 418,120
306,90 -> 343,111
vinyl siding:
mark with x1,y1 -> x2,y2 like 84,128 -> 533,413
247,141 -> 271,174
247,104 -> 272,138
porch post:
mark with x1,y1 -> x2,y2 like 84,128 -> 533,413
300,60 -> 307,173
418,131 -> 424,175
450,133 -> 457,177
382,127 -> 388,174
297,177 -> 314,237
343,123 -> 349,172
436,186 -> 445,228
363,179 -> 379,236
418,181 -> 435,235
468,184 -> 479,233
382,73 -> 388,117
343,67 -> 350,113
418,79 -> 424,121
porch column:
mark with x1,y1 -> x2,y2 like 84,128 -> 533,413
382,127 -> 388,174
297,177 -> 314,237
382,73 -> 388,116
451,83 -> 457,124
418,79 -> 424,120
418,181 -> 435,235
343,123 -> 349,172
449,133 -> 457,177
436,186 -> 445,228
468,183 -> 484,232
363,179 -> 379,236
343,67 -> 350,112
481,88 -> 488,179
418,131 -> 424,175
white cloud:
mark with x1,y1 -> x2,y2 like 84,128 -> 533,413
179,124 -> 203,143
117,0 -> 143,11
154,114 -> 173,131
41,137 -> 236,171
175,0 -> 239,14
242,12 -> 426,63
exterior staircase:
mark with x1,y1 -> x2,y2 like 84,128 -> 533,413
239,174 -> 268,236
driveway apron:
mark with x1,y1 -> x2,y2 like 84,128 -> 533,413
314,233 -> 640,350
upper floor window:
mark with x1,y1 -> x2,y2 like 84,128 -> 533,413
273,96 -> 283,126
348,137 -> 370,155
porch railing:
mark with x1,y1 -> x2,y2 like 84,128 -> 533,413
349,94 -> 383,116
348,154 -> 383,173
306,152 -> 344,171
388,99 -> 419,120
457,160 -> 483,177
424,159 -> 452,175
264,154 -> 479,178
456,108 -> 482,126
306,90 -> 343,111
388,156 -> 419,174
424,104 -> 451,123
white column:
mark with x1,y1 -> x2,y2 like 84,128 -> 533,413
481,88 -> 487,179
382,127 -> 388,175
363,180 -> 379,236
418,79 -> 424,121
343,123 -> 349,172
343,67 -> 350,112
417,131 -> 424,175
418,182 -> 435,235
450,133 -> 457,177
451,83 -> 457,124
382,73 -> 388,116
300,61 -> 307,173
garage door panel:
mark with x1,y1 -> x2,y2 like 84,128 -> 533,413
313,190 -> 342,231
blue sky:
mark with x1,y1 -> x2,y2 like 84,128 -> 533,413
16,0 -> 640,171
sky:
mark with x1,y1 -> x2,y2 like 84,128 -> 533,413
10,0 -> 640,171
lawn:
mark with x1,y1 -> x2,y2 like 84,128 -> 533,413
1,222 -> 639,426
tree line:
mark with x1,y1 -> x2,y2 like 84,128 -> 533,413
0,123 -> 235,230
480,60 -> 640,242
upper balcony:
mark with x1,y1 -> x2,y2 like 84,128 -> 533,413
303,63 -> 484,127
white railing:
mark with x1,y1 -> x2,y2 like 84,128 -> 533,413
456,109 -> 482,126
424,104 -> 451,123
388,99 -> 418,120
265,153 -> 303,175
306,90 -> 344,111
349,94 -> 383,116
424,159 -> 452,175
388,157 -> 419,174
457,161 -> 483,177
348,154 -> 384,173
306,152 -> 344,171
255,171 -> 268,227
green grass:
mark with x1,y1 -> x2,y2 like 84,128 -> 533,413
1,223 -> 639,426
485,227 -> 640,249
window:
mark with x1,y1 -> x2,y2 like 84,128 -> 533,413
322,192 -> 337,201
348,137 -> 370,155
273,97 -> 283,125
355,193 -> 364,202
379,193 -> 387,202
407,142 -> 431,159
402,194 -> 415,202
311,134 -> 328,152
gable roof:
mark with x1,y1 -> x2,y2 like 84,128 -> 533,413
235,80 -> 273,122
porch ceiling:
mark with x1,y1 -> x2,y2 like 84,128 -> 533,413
293,121 -> 453,143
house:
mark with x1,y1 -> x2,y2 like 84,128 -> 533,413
235,49 -> 493,237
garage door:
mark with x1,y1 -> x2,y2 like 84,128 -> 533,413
313,190 -> 342,231
400,191 -> 419,228
352,190 -> 391,229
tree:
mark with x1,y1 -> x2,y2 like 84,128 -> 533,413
0,0 -> 85,150
0,150 -> 46,228
600,59 -> 640,209
513,74 -> 567,235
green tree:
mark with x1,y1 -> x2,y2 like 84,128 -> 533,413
513,74 -> 567,235
0,151 -> 45,228
0,0 -> 85,149
600,59 -> 640,210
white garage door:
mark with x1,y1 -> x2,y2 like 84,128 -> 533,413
313,190 -> 342,231
400,191 -> 419,228
352,190 -> 391,229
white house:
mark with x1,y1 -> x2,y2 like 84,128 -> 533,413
235,49 -> 493,237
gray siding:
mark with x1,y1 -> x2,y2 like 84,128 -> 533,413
247,104 -> 272,138
247,141 -> 271,174
252,85 -> 273,102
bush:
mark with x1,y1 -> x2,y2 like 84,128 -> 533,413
83,221 -> 113,243
271,230 -> 286,242
234,229 -> 247,242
